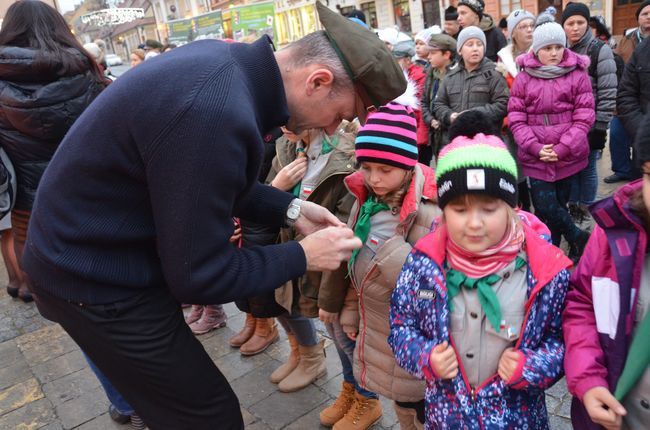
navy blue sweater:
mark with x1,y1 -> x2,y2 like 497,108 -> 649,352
23,37 -> 306,305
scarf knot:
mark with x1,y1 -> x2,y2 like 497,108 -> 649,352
348,196 -> 389,270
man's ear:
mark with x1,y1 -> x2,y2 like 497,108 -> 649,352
305,68 -> 334,95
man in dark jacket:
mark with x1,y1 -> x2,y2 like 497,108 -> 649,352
23,5 -> 406,429
456,0 -> 506,61
618,37 -> 650,144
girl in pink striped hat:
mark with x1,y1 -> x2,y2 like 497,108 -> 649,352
325,102 -> 441,429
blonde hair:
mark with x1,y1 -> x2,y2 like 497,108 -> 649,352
131,49 -> 145,61
370,169 -> 413,210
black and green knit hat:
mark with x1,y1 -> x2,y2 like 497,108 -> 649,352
435,133 -> 519,208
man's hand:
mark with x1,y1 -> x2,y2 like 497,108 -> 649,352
294,201 -> 345,236
299,226 -> 361,271
270,157 -> 307,192
497,348 -> 521,383
583,387 -> 627,430
429,341 -> 458,380
318,309 -> 339,324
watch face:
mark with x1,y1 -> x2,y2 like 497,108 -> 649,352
287,206 -> 300,219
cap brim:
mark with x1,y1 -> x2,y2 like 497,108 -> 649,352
354,84 -> 376,125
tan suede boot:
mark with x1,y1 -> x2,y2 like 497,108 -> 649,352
270,333 -> 299,383
228,313 -> 256,348
392,401 -> 423,430
332,392 -> 382,430
278,339 -> 327,392
239,318 -> 279,356
320,381 -> 355,427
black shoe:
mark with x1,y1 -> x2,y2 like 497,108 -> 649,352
603,174 -> 629,184
18,289 -> 33,303
108,404 -> 131,425
6,285 -> 18,298
568,203 -> 585,224
569,230 -> 591,264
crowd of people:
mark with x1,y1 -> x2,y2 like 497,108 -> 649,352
0,0 -> 649,429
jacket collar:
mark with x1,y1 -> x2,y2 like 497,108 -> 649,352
414,210 -> 572,291
229,36 -> 289,135
345,163 -> 437,224
591,179 -> 645,233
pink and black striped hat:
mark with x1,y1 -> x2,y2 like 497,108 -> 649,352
354,102 -> 418,170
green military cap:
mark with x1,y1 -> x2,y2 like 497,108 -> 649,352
427,34 -> 457,52
316,2 -> 406,124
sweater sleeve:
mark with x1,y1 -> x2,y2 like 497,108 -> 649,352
143,72 -> 306,304
563,227 -> 610,401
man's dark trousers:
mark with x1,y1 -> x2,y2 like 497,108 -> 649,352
33,285 -> 244,430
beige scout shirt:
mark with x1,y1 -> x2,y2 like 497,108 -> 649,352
449,253 -> 528,388
353,209 -> 400,284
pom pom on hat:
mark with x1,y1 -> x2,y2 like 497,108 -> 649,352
435,134 -> 519,208
355,102 -> 418,170
532,15 -> 566,54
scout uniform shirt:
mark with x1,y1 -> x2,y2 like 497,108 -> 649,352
353,208 -> 400,285
449,253 -> 528,388
297,134 -> 332,201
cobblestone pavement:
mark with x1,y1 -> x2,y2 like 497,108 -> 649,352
0,153 -> 623,429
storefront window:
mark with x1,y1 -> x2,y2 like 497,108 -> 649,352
392,0 -> 411,33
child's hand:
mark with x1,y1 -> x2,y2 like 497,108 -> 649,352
270,157 -> 308,191
583,387 -> 627,430
430,119 -> 440,129
346,331 -> 358,341
449,112 -> 459,123
229,223 -> 242,243
318,309 -> 339,324
429,341 -> 458,380
497,347 -> 521,383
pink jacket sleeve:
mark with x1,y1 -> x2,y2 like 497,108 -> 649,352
554,70 -> 595,161
563,225 -> 610,401
507,72 -> 544,158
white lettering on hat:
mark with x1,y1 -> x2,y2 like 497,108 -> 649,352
467,169 -> 485,190
499,178 -> 515,194
438,180 -> 453,197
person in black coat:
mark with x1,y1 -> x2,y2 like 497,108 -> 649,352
618,37 -> 650,144
0,0 -> 105,302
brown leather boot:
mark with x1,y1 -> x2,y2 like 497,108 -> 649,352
332,392 -> 382,430
229,313 -> 256,348
239,318 -> 279,356
278,339 -> 327,392
270,333 -> 299,383
320,381 -> 355,427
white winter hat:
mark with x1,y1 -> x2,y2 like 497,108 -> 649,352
456,26 -> 486,53
532,15 -> 566,54
506,9 -> 535,35
415,25 -> 442,44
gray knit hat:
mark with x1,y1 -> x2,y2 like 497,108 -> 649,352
507,9 -> 535,35
532,15 -> 566,54
457,26 -> 486,53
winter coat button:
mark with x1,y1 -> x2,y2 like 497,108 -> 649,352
470,312 -> 478,319
641,399 -> 650,409
466,353 -> 474,359
503,272 -> 510,279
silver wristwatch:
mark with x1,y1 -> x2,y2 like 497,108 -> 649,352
285,199 -> 302,227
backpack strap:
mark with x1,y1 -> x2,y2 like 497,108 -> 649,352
587,38 -> 604,79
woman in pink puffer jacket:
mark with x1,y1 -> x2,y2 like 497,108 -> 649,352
508,16 -> 595,262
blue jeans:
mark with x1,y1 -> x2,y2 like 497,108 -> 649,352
325,320 -> 378,399
85,354 -> 134,416
609,117 -> 636,178
530,175 -> 582,246
570,150 -> 599,205
277,313 -> 318,346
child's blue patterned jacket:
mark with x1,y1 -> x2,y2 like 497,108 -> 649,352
388,211 -> 572,429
